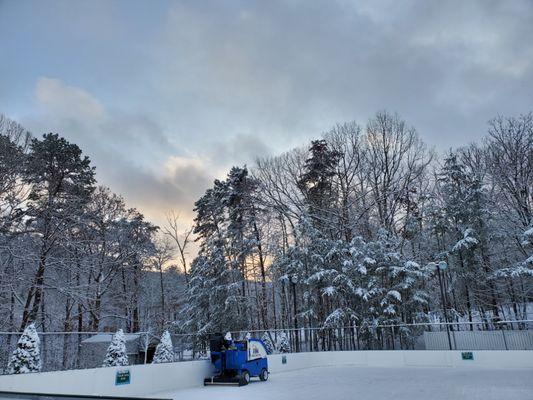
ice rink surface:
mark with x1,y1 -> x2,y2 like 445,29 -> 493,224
157,365 -> 533,400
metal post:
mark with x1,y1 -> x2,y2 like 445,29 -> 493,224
437,268 -> 453,350
291,279 -> 299,352
442,273 -> 457,349
501,325 -> 509,350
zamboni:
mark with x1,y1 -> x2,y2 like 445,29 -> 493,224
204,333 -> 269,386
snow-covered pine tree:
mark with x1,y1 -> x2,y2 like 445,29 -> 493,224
261,332 -> 274,354
152,330 -> 174,364
437,152 -> 487,322
102,329 -> 129,367
7,323 -> 41,374
276,332 -> 291,353
493,226 -> 533,279
181,176 -> 248,339
298,216 -> 347,330
519,227 -> 533,275
271,216 -> 337,338
339,230 -> 429,347
20,133 -> 95,330
183,185 -> 224,338
225,167 -> 258,325
297,139 -> 340,234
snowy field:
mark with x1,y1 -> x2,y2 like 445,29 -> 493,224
156,365 -> 533,400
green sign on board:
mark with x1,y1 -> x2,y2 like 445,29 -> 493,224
115,369 -> 131,385
461,352 -> 474,360
282,355 -> 287,364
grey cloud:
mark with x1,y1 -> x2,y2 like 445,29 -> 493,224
99,112 -> 176,154
26,117 -> 210,227
4,0 -> 533,228
99,153 -> 212,224
30,77 -> 178,165
21,78 -> 211,227
152,0 -> 533,150
208,133 -> 273,167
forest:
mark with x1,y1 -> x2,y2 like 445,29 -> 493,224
0,111 -> 531,346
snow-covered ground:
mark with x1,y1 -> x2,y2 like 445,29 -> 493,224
156,365 -> 533,400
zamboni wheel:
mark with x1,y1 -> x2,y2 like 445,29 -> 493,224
260,368 -> 269,381
240,370 -> 250,386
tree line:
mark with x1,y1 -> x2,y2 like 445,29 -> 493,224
0,114 -> 185,336
182,111 -> 532,348
0,111 -> 531,349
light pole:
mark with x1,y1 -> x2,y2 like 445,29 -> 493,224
291,275 -> 299,352
428,261 -> 452,350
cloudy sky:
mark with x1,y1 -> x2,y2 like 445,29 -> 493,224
1,0 -> 532,229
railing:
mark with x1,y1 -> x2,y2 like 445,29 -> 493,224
0,332 -> 95,375
1,320 -> 531,375
225,320 -> 533,353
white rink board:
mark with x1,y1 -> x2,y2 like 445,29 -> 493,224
267,350 -> 533,373
0,360 -> 213,397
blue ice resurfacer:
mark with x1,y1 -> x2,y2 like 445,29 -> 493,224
204,334 -> 269,386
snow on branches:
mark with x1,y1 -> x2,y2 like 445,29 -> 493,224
152,330 -> 175,364
261,332 -> 275,354
452,228 -> 479,252
102,329 -> 129,367
276,332 -> 291,353
7,323 -> 41,374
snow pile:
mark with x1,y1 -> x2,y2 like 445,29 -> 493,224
102,329 -> 129,367
7,323 -> 42,374
152,330 -> 174,364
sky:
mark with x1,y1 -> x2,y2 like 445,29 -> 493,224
1,0 -> 532,230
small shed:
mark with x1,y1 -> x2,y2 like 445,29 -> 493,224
79,333 -> 157,369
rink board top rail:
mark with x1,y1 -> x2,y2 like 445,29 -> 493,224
0,392 -> 170,400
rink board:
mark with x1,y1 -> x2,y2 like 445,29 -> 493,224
0,392 -> 169,400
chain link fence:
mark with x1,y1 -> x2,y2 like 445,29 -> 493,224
1,320 -> 531,375
0,332 -> 95,375
225,320 -> 533,354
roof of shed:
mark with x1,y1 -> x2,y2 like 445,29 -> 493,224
81,333 -> 141,343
